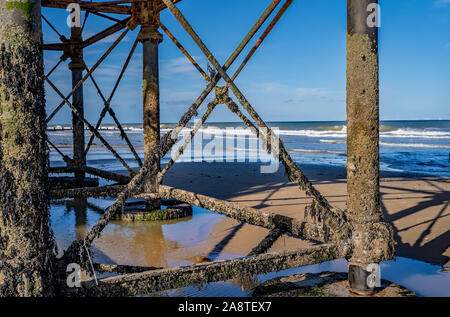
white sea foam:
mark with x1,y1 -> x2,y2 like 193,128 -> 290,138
319,139 -> 346,144
380,142 -> 450,149
48,124 -> 450,139
288,148 -> 345,155
381,128 -> 450,139
175,127 -> 450,140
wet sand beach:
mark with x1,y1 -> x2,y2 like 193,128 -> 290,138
162,162 -> 450,267
50,161 -> 450,296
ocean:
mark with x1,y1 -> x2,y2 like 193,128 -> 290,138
47,120 -> 450,178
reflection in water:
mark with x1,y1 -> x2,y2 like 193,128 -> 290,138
230,274 -> 260,292
71,198 -> 88,240
51,200 -> 226,268
97,219 -> 188,268
50,200 -> 449,297
51,198 -> 89,256
255,257 -> 450,297
134,223 -> 178,268
165,258 -> 449,297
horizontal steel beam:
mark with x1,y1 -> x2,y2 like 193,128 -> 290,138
41,0 -> 184,14
81,244 -> 340,296
42,0 -> 132,15
50,184 -> 127,200
43,43 -> 68,51
139,185 -> 327,243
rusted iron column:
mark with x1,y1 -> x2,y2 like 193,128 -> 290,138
346,0 -> 394,295
137,1 -> 162,210
68,26 -> 86,182
0,0 -> 56,296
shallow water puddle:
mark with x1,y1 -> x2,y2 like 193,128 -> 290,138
51,200 -> 241,268
51,200 -> 449,297
161,257 -> 449,297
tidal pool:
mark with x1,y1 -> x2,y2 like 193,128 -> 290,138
51,199 -> 449,297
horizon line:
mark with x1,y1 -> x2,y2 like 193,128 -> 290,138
47,118 -> 450,125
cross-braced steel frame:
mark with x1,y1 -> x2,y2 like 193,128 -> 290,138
42,0 -> 392,296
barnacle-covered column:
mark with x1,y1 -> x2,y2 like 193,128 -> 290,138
0,0 -> 56,296
138,1 -> 162,210
68,25 -> 86,183
346,0 -> 394,295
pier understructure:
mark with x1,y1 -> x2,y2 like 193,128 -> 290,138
40,0 -> 393,296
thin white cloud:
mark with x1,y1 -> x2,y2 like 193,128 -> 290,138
293,87 -> 329,98
259,82 -> 286,93
162,56 -> 205,76
160,89 -> 201,104
259,82 -> 333,100
256,82 -> 345,105
434,0 -> 450,7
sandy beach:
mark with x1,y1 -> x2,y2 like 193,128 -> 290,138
161,162 -> 450,267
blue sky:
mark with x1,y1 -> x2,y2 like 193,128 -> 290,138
42,0 -> 450,124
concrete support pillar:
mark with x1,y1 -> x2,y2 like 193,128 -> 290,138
346,0 -> 393,295
68,26 -> 85,182
0,0 -> 55,296
139,25 -> 162,210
